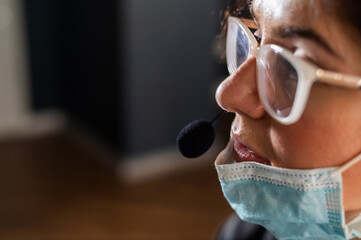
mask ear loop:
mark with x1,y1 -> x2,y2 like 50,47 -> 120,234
333,152 -> 361,175
318,152 -> 361,183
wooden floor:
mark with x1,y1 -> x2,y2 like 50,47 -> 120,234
0,132 -> 232,240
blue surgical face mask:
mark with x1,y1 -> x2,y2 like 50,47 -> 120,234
215,146 -> 361,240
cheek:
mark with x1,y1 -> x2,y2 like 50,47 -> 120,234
268,82 -> 361,169
269,94 -> 361,169
270,121 -> 328,169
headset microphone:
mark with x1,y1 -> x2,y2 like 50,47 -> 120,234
176,110 -> 226,158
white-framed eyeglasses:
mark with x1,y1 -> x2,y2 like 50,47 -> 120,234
226,16 -> 361,125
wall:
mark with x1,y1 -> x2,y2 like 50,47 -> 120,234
121,0 -> 222,154
0,0 -> 30,134
22,0 -> 223,160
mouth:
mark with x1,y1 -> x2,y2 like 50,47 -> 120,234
232,137 -> 271,166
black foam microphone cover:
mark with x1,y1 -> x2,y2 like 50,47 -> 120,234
176,119 -> 215,158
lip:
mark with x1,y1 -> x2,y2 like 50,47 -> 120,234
232,137 -> 271,165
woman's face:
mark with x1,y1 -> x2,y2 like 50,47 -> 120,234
216,0 -> 361,213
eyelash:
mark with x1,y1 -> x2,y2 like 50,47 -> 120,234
252,29 -> 262,44
254,35 -> 262,44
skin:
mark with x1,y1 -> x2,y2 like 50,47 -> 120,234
216,0 -> 361,222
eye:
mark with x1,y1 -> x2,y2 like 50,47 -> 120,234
253,29 -> 262,44
254,35 -> 261,44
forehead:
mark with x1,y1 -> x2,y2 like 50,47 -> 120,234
251,0 -> 321,27
251,0 -> 361,75
251,0 -> 336,46
251,0 -> 297,20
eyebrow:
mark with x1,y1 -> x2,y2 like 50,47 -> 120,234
278,27 -> 338,57
249,1 -> 337,57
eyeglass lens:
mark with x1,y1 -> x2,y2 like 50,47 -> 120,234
257,47 -> 298,118
227,21 -> 249,72
236,26 -> 249,66
227,21 -> 299,119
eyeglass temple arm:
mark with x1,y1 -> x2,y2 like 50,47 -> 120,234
316,69 -> 361,89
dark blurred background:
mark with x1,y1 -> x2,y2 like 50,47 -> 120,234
25,0 -> 226,155
0,0 -> 233,239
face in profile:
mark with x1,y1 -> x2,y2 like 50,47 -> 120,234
216,0 -> 361,215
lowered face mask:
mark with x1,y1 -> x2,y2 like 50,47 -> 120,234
215,144 -> 361,240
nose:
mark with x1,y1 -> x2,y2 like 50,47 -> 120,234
216,57 -> 265,119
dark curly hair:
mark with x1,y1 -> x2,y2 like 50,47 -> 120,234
335,1 -> 361,40
219,0 -> 250,37
216,0 -> 251,61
